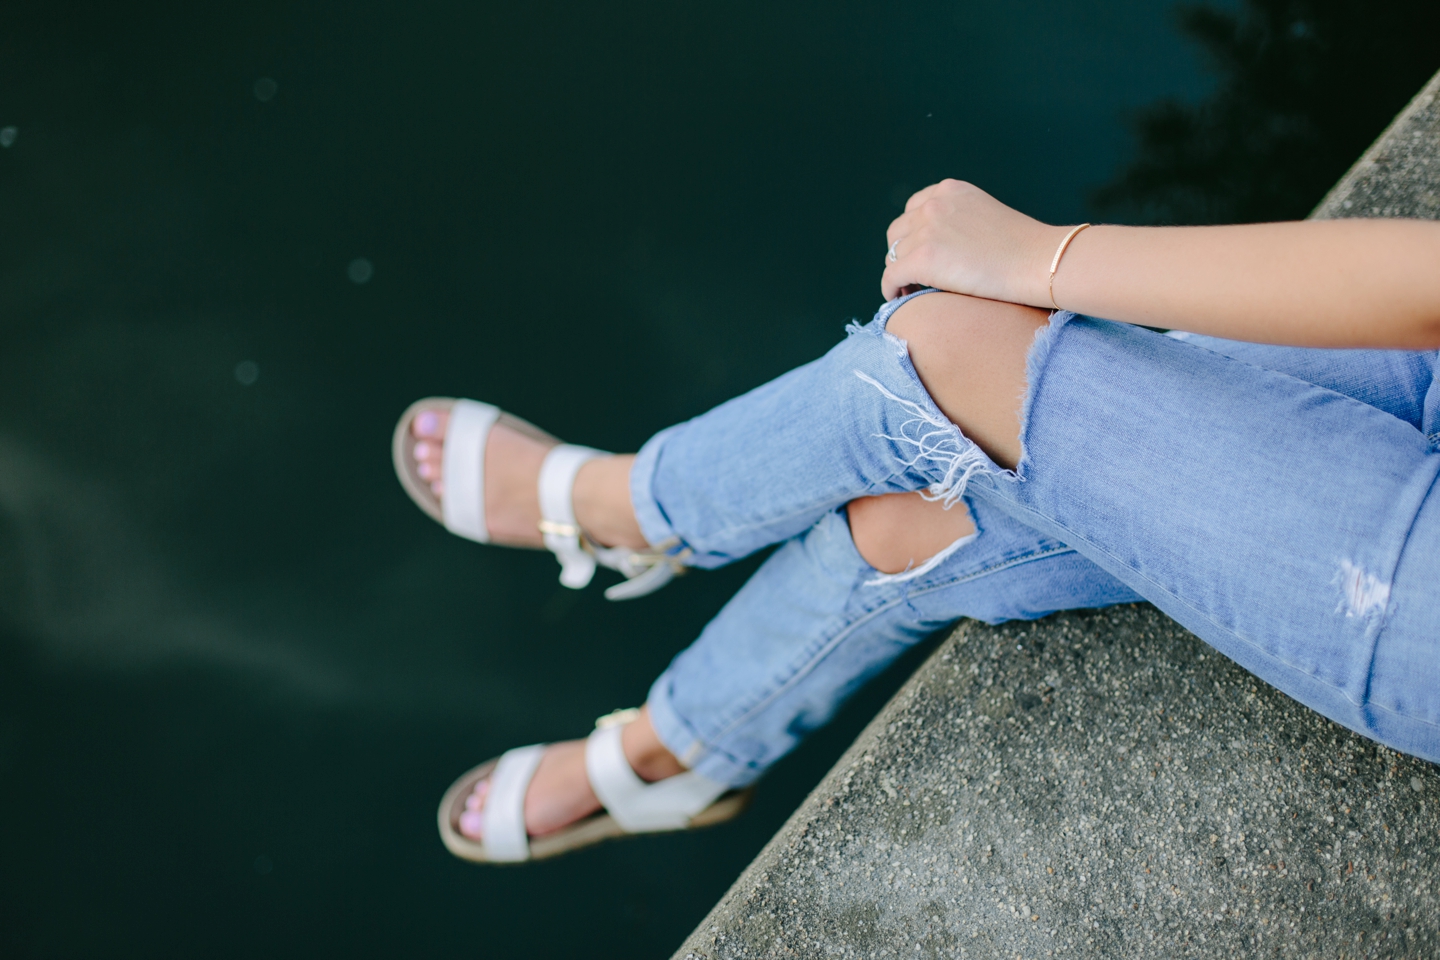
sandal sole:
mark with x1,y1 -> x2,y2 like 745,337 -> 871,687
436,755 -> 753,864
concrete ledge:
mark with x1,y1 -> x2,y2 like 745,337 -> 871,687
673,607 -> 1439,959
1314,68 -> 1440,220
673,68 -> 1440,960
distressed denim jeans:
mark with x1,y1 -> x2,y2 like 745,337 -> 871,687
630,290 -> 1440,786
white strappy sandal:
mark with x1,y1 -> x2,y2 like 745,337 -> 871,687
436,710 -> 753,863
393,397 -> 689,600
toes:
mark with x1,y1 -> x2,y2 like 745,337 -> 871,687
458,780 -> 489,840
412,409 -> 449,440
414,437 -> 444,487
459,809 -> 485,839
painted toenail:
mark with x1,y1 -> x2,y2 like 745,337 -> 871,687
459,810 -> 485,839
417,461 -> 436,480
413,441 -> 435,460
465,792 -> 483,811
415,411 -> 440,436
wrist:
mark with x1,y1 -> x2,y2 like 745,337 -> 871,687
1015,224 -> 1071,307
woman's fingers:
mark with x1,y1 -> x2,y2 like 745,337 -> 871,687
886,207 -> 916,246
881,270 -> 900,302
882,219 -> 943,299
884,186 -> 950,299
881,180 -> 1057,305
886,180 -> 965,249
901,186 -> 934,213
903,179 -> 959,213
881,254 -> 929,301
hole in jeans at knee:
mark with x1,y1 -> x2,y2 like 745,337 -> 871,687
846,492 -> 976,578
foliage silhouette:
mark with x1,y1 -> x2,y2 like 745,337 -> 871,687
1093,0 -> 1440,224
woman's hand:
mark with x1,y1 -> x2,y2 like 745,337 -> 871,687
882,180 -> 1067,304
883,180 -> 1440,349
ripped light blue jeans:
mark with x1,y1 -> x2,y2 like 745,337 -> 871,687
629,290 -> 1440,786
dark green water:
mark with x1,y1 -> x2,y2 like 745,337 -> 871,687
0,1 -> 1427,957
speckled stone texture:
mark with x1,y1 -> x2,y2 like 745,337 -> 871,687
674,609 -> 1439,960
673,69 -> 1440,960
1313,69 -> 1440,221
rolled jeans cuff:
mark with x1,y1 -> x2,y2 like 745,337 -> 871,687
629,423 -> 687,552
644,674 -> 754,787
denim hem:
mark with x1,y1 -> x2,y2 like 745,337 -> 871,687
645,679 -> 711,777
871,287 -> 941,332
629,423 -> 686,551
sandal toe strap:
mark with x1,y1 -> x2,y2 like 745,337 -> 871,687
584,724 -> 727,832
440,400 -> 501,543
483,744 -> 547,862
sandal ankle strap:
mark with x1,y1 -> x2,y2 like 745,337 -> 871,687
539,446 -> 694,599
537,444 -> 608,588
584,723 -> 727,832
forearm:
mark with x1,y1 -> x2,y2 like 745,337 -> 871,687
1041,220 -> 1440,349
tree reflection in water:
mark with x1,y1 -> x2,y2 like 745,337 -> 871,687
1093,0 -> 1440,224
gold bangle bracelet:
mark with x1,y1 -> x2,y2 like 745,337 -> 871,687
1048,222 -> 1092,310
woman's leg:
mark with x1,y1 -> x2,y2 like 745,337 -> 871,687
627,290 -> 1026,567
447,492 -> 1133,841
648,496 -> 1141,785
1162,332 -> 1438,434
860,294 -> 1440,763
651,308 -> 1440,785
849,326 -> 1440,572
403,289 -> 1010,569
411,295 -> 1438,576
435,290 -> 1440,840
425,286 -> 1116,847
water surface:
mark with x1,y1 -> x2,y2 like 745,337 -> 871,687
2,1 -> 1226,956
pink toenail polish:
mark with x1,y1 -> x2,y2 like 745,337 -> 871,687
459,810 -> 485,839
465,793 -> 483,811
417,461 -> 435,480
415,411 -> 439,436
413,441 -> 433,459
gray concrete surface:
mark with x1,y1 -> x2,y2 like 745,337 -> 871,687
1314,69 -> 1440,220
673,69 -> 1440,960
674,608 -> 1439,959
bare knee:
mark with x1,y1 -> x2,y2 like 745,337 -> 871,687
886,292 -> 1048,470
847,491 -> 976,574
